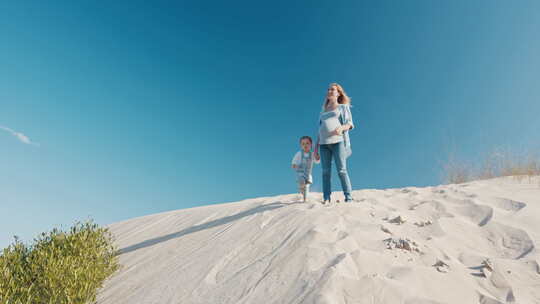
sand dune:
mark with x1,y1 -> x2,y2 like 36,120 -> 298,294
97,177 -> 540,304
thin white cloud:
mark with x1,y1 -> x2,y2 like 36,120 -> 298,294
0,126 -> 39,146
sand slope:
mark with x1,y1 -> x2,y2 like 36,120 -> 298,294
97,177 -> 540,304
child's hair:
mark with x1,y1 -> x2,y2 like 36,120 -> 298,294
299,136 -> 313,145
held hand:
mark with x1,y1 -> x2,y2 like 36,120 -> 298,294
314,152 -> 320,161
332,126 -> 344,136
292,164 -> 297,169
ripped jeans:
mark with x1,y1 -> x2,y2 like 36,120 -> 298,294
320,141 -> 352,201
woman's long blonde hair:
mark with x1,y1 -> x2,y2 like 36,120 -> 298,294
322,83 -> 351,111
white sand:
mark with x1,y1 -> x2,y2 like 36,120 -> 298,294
97,177 -> 540,304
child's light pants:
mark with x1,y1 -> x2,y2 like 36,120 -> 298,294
296,152 -> 313,200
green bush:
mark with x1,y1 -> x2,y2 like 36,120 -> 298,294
0,220 -> 119,304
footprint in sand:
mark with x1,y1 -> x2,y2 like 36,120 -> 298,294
482,222 -> 535,259
442,196 -> 493,226
454,202 -> 493,226
490,197 -> 527,212
385,266 -> 413,280
410,200 -> 453,220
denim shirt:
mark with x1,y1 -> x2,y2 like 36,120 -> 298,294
339,104 -> 354,157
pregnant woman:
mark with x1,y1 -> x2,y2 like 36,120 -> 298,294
314,83 -> 355,204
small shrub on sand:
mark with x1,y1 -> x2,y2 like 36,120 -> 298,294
0,220 -> 119,304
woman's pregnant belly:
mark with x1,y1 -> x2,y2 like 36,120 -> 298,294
319,111 -> 343,144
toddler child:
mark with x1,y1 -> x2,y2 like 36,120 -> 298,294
291,136 -> 320,202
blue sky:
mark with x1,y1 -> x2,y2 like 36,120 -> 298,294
2,1 -> 540,248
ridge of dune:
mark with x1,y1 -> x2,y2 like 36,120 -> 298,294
97,177 -> 540,304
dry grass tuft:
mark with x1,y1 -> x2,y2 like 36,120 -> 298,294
442,149 -> 540,184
